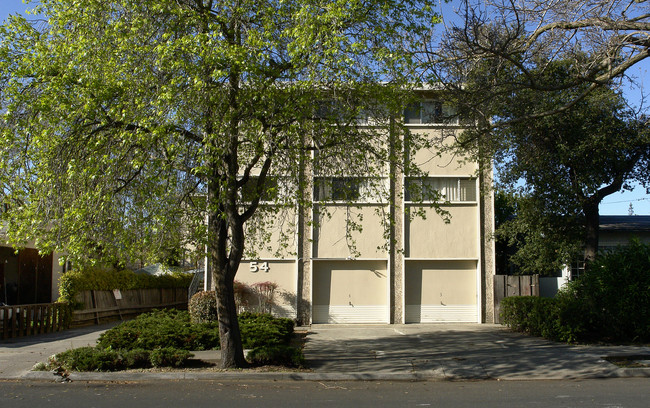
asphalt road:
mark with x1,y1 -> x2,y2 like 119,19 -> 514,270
1,379 -> 649,408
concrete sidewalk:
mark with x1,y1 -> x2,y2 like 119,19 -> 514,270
2,322 -> 650,381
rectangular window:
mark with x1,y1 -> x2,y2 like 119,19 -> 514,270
404,101 -> 459,125
405,177 -> 476,202
570,260 -> 586,281
314,177 -> 386,202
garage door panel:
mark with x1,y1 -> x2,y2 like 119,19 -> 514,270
405,260 -> 477,323
313,260 -> 388,324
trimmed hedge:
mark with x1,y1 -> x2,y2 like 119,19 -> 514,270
501,240 -> 650,343
58,268 -> 193,305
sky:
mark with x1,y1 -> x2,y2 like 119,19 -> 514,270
1,0 -> 648,215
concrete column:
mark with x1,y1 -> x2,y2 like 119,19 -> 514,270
389,119 -> 404,324
480,164 -> 496,323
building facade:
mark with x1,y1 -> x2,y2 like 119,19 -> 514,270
223,94 -> 496,324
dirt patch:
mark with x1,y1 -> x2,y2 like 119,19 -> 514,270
604,355 -> 650,368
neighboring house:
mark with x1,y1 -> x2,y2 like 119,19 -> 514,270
0,238 -> 65,306
540,215 -> 650,295
598,215 -> 650,249
206,91 -> 497,324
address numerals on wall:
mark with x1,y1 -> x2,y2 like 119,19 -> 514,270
249,261 -> 270,273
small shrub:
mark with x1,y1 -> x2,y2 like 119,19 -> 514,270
501,241 -> 650,344
122,349 -> 152,369
97,309 -> 219,351
247,345 -> 306,368
500,296 -> 556,337
189,291 -> 218,324
239,312 -> 294,349
50,346 -> 124,371
44,346 -> 193,371
234,281 -> 253,313
149,347 -> 193,368
252,281 -> 278,314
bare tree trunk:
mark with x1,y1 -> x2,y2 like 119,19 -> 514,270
208,187 -> 247,368
583,201 -> 600,263
214,268 -> 247,368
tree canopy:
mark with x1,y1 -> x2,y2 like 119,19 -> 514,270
0,0 -> 440,366
490,62 -> 649,274
427,0 -> 650,128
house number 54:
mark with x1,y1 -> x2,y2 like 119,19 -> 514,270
249,261 -> 270,272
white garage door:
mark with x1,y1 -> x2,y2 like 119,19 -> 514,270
405,260 -> 478,323
312,260 -> 388,324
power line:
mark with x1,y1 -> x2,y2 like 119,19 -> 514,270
601,197 -> 650,205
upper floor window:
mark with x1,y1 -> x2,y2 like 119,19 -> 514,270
405,177 -> 476,202
314,177 -> 386,202
404,100 -> 459,125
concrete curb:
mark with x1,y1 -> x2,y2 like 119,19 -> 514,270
19,366 -> 650,383
22,370 -> 442,382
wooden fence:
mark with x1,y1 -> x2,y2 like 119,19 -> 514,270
1,303 -> 71,340
72,288 -> 188,326
493,274 -> 540,324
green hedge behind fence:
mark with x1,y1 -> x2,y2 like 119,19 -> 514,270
59,268 -> 193,305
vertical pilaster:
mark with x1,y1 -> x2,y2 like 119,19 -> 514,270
389,118 -> 405,324
480,163 -> 495,323
296,138 -> 313,325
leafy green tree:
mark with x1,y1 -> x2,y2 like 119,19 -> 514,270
486,61 -> 649,272
0,0 -> 437,367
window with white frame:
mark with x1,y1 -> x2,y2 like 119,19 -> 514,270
404,100 -> 459,125
313,177 -> 386,202
570,260 -> 586,281
405,177 -> 476,202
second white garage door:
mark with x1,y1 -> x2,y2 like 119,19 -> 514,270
405,260 -> 478,323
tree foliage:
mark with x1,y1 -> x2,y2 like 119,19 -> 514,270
428,0 -> 650,127
490,62 -> 649,273
0,0 -> 438,367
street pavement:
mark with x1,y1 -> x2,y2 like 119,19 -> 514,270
2,322 -> 650,381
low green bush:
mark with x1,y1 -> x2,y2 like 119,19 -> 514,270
500,296 -> 554,336
500,295 -> 586,342
501,240 -> 650,343
49,346 -> 125,371
189,291 -> 218,324
44,346 -> 192,372
239,312 -> 295,349
247,345 -> 306,368
149,347 -> 193,368
567,239 -> 650,342
97,309 -> 219,351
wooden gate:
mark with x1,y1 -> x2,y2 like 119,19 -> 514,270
493,275 -> 539,324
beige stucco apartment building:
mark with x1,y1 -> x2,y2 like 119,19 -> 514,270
230,95 -> 497,325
